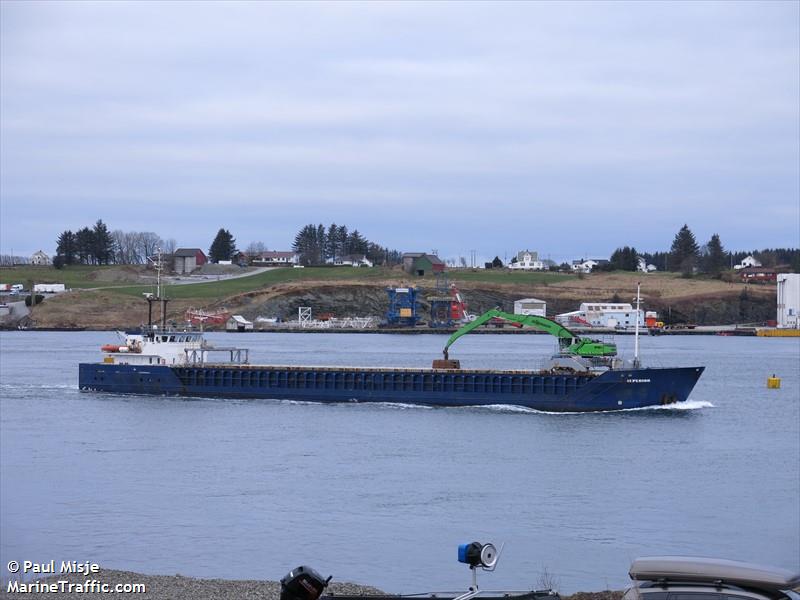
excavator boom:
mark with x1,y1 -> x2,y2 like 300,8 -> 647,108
443,309 -> 616,359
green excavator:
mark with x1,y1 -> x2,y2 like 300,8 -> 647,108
440,309 -> 617,363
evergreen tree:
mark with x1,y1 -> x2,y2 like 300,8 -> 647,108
669,224 -> 700,275
610,246 -> 639,271
56,230 -> 77,265
348,230 -> 369,256
92,219 -> 115,264
75,227 -> 95,264
208,228 -> 237,262
337,225 -> 349,257
703,233 -> 726,277
293,224 -> 326,265
492,256 -> 503,268
325,223 -> 339,261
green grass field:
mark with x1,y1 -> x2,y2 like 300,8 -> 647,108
1,264 -> 572,301
0,265 -> 123,289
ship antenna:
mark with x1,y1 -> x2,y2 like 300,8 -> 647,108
633,282 -> 641,368
156,246 -> 162,300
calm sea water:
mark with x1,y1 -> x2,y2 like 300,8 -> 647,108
1,331 -> 798,593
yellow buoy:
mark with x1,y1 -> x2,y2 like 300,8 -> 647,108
767,375 -> 781,389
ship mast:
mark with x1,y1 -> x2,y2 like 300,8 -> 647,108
633,282 -> 641,368
144,247 -> 169,329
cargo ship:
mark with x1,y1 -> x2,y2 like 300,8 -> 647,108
78,304 -> 704,412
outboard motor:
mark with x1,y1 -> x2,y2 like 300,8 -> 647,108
280,566 -> 332,600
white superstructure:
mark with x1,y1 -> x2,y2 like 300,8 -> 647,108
557,302 -> 644,329
777,273 -> 799,329
100,327 -> 248,366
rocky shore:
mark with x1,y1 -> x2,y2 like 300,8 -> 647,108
0,569 -> 625,600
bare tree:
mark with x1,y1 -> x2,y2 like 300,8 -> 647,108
536,566 -> 560,592
0,255 -> 29,266
110,230 -> 168,264
246,241 -> 266,256
112,230 -> 140,264
139,232 -> 164,261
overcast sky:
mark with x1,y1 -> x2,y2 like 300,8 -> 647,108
1,1 -> 798,264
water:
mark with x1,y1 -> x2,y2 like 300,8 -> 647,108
1,331 -> 798,593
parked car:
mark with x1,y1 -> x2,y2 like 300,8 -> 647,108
623,557 -> 800,600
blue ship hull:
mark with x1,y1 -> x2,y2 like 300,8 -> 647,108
78,363 -> 704,412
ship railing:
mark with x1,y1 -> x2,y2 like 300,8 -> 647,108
185,346 -> 249,365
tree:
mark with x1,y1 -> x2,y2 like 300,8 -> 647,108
92,220 -> 115,264
56,230 -> 77,265
669,224 -> 700,275
208,228 -> 236,262
610,246 -> 639,271
337,225 -> 349,257
75,227 -> 95,264
293,224 -> 326,265
325,223 -> 339,261
702,234 -> 726,277
348,230 -> 368,255
162,238 -> 176,255
492,256 -> 503,268
246,241 -> 266,257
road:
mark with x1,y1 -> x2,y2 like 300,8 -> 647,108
163,266 -> 276,285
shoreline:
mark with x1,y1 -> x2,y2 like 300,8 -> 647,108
0,326 -> 767,336
0,569 -> 624,600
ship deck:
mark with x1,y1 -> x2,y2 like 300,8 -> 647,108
188,362 -> 602,377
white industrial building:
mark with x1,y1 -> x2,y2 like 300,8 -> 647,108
777,274 -> 799,329
557,302 -> 644,329
513,298 -> 547,317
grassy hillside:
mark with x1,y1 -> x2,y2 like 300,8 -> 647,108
111,267 -> 399,298
0,265 -> 136,289
1,265 -> 566,300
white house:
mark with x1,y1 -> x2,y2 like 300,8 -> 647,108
509,250 -> 545,271
572,259 -> 599,273
734,255 -> 762,270
252,251 -> 300,266
30,250 -> 51,266
777,274 -> 799,329
327,254 -> 374,267
637,257 -> 657,273
513,298 -> 547,317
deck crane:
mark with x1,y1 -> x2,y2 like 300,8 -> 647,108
442,309 -> 617,360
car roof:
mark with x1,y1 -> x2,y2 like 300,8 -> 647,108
629,557 -> 800,592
